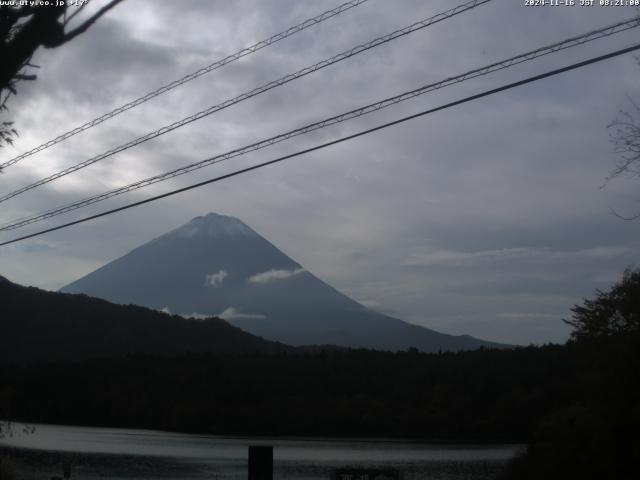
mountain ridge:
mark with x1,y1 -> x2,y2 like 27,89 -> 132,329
0,274 -> 289,363
61,213 -> 506,352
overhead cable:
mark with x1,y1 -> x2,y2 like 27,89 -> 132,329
2,42 -> 639,247
0,0 -> 493,204
0,0 -> 371,170
1,15 -> 638,232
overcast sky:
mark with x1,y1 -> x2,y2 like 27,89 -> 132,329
1,0 -> 639,345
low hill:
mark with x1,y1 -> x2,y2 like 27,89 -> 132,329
0,275 -> 288,364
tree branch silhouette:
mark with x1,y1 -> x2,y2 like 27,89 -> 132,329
0,1 -> 124,149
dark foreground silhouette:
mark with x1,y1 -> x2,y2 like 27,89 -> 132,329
1,270 -> 639,479
500,269 -> 640,480
1,345 -> 568,441
3,336 -> 637,478
0,274 -> 289,364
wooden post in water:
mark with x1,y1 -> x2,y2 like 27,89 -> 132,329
50,461 -> 71,480
248,445 -> 273,480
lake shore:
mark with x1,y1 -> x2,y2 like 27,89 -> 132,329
0,423 -> 523,480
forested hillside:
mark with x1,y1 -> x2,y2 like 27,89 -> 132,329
0,275 -> 287,363
2,346 -> 568,441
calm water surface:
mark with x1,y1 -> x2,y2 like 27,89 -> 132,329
0,423 -> 522,479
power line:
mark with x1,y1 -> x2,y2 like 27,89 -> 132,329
0,0 -> 493,204
0,0 -> 371,171
1,16 -> 638,233
2,42 -> 639,248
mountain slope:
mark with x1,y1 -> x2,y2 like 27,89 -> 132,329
0,275 -> 287,363
61,213 -> 505,352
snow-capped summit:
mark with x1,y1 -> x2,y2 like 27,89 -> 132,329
169,213 -> 257,239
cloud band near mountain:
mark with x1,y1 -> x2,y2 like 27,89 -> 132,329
247,268 -> 305,284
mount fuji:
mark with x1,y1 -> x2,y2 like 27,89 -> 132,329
61,213 -> 503,351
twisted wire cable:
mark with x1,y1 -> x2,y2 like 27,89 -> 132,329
2,42 -> 639,247
0,0 -> 493,204
0,0 -> 371,170
2,14 -> 638,232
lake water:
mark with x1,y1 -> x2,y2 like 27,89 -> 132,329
0,423 -> 522,479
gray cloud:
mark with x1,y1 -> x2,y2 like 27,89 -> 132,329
248,268 -> 305,284
180,312 -> 212,321
218,307 -> 266,321
0,0 -> 639,345
204,270 -> 228,287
